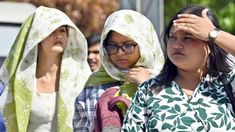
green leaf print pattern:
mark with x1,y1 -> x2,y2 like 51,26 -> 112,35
122,77 -> 235,131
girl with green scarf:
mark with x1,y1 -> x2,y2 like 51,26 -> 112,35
0,6 -> 91,132
73,9 -> 164,131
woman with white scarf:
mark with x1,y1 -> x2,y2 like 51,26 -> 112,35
73,9 -> 164,132
0,6 -> 91,132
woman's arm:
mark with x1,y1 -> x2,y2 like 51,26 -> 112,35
173,8 -> 235,56
214,30 -> 235,56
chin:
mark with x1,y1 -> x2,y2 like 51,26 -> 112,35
117,66 -> 130,71
52,47 -> 65,53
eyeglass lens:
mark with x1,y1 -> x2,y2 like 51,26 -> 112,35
105,42 -> 137,55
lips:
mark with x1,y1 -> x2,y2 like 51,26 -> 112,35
172,50 -> 184,56
54,40 -> 64,46
89,62 -> 97,66
116,59 -> 129,64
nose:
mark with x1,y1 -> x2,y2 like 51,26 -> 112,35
173,40 -> 184,49
116,47 -> 125,55
54,33 -> 62,40
88,53 -> 95,60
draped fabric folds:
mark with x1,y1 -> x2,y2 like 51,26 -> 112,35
0,6 -> 91,132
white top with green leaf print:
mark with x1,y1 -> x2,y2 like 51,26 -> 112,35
122,70 -> 235,132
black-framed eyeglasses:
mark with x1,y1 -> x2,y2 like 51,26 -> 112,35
104,42 -> 137,55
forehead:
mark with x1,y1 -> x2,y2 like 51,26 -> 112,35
169,26 -> 192,36
108,31 -> 132,42
51,26 -> 67,34
88,43 -> 100,49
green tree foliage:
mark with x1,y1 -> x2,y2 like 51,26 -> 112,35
164,0 -> 235,34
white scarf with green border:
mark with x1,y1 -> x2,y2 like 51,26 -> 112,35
0,6 -> 91,132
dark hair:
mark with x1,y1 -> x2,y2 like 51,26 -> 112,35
65,25 -> 69,37
103,31 -> 113,46
87,33 -> 101,47
157,4 -> 232,87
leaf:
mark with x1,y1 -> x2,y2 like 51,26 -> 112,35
152,102 -> 160,108
197,98 -> 203,104
159,105 -> 170,110
174,104 -> 181,112
133,114 -> 142,120
197,108 -> 207,120
168,107 -> 177,114
219,118 -> 224,127
181,117 -> 195,126
174,97 -> 182,101
146,98 -> 154,105
201,92 -> 212,96
224,115 -> 228,125
218,98 -> 228,104
204,82 -> 209,88
161,113 -> 166,121
218,107 -> 226,114
124,15 -> 134,24
196,126 -> 204,131
133,106 -> 142,114
149,128 -> 159,132
232,126 -> 235,130
166,114 -> 178,120
177,125 -> 188,129
208,117 -> 219,128
162,123 -> 173,130
165,87 -> 175,94
211,94 -> 219,100
173,119 -> 177,126
211,113 -> 223,120
167,98 -> 174,103
161,95 -> 171,99
227,122 -> 231,130
150,119 -> 157,127
181,117 -> 196,126
177,117 -> 180,125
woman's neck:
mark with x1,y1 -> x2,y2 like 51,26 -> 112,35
36,53 -> 62,93
174,68 -> 207,95
36,53 -> 62,78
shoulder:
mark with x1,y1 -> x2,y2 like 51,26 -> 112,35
223,69 -> 235,83
76,82 -> 122,101
139,77 -> 160,88
0,82 -> 3,96
138,77 -> 162,95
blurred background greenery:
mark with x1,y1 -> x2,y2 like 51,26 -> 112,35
164,0 -> 235,34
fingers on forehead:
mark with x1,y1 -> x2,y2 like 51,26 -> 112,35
178,14 -> 198,19
174,18 -> 195,23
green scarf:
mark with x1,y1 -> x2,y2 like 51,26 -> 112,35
2,13 -> 34,132
85,66 -> 138,115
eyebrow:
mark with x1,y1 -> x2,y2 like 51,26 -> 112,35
169,31 -> 193,36
108,40 -> 136,44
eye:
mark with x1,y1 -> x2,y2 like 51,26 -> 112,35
123,44 -> 134,49
105,44 -> 117,54
93,51 -> 99,54
168,35 -> 177,42
59,28 -> 67,33
184,35 -> 194,42
106,44 -> 116,49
